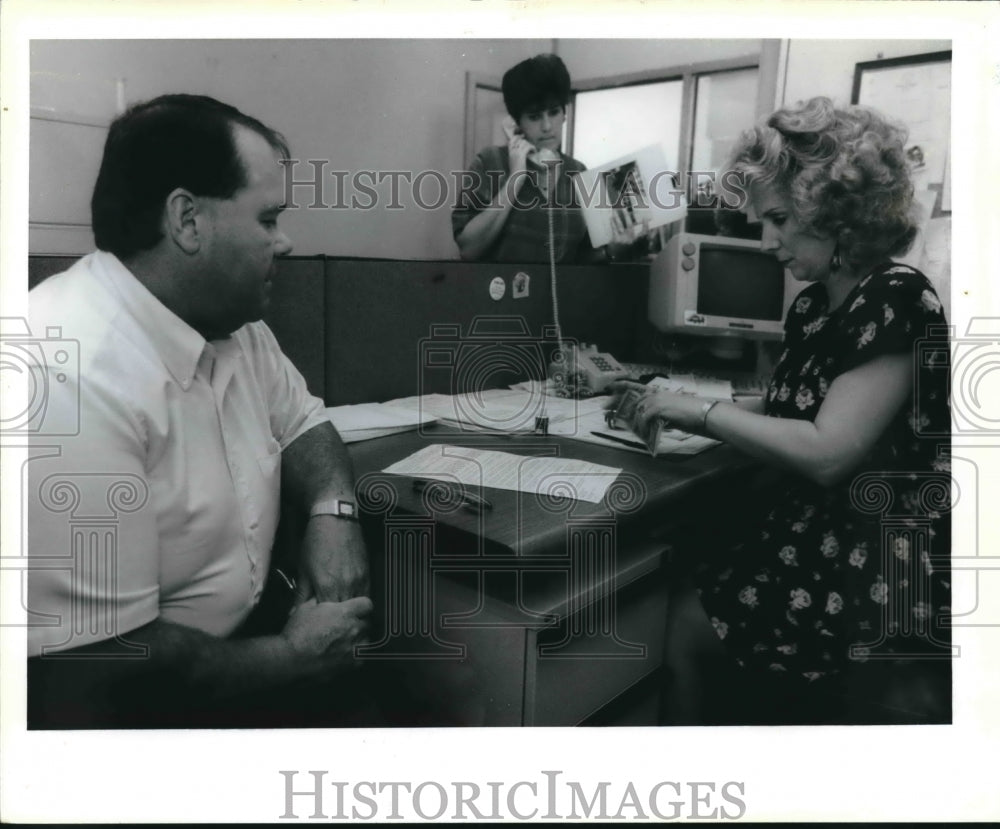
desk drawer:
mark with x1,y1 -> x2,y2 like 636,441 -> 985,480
524,572 -> 668,726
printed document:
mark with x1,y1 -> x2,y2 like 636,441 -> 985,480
383,444 -> 621,504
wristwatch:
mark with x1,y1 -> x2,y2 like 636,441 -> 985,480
309,498 -> 358,521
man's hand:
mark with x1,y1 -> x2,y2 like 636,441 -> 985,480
299,514 -> 370,603
281,595 -> 373,675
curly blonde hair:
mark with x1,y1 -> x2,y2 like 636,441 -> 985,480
727,96 -> 918,268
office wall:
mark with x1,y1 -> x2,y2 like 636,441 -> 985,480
29,38 -> 947,259
782,39 -> 953,319
30,38 -> 767,259
556,39 -> 763,81
29,39 -> 546,259
782,39 -> 950,106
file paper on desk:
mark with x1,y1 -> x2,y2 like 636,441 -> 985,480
325,403 -> 437,443
645,374 -> 733,400
383,444 -> 620,503
382,389 -> 606,433
572,379 -> 723,456
557,401 -> 720,456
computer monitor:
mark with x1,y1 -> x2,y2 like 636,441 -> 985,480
648,232 -> 798,341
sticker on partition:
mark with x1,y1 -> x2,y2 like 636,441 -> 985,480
684,311 -> 707,326
512,272 -> 530,299
489,276 -> 506,301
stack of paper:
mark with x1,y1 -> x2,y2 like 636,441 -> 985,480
549,406 -> 720,456
383,388 -> 607,434
384,443 -> 621,504
374,385 -> 719,457
645,374 -> 733,400
326,403 -> 437,443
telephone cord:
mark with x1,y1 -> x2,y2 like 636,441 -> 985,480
548,199 -> 565,356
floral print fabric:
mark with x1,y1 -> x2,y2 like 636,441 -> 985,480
699,263 -> 951,680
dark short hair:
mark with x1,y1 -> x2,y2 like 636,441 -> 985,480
502,54 -> 572,121
91,94 -> 289,259
726,96 -> 917,267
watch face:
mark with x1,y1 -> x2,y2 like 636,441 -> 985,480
312,499 -> 358,519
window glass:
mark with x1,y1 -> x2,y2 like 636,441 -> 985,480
691,67 -> 759,176
572,80 -> 683,168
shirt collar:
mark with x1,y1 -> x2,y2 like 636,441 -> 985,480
90,250 -> 207,390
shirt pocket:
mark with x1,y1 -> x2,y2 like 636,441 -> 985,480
256,437 -> 282,488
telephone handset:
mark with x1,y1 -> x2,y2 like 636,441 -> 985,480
502,117 -> 559,165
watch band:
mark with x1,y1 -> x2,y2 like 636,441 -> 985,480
309,498 -> 358,521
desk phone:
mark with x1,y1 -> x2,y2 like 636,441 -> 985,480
549,343 -> 627,397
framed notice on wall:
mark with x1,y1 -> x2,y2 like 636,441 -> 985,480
852,50 -> 952,214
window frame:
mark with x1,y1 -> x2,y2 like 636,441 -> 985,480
462,41 -> 784,194
568,55 -> 760,197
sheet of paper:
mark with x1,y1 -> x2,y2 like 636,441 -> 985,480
325,403 -> 436,442
689,376 -> 734,401
326,403 -> 436,431
382,389 -> 607,432
646,374 -> 733,400
550,407 -> 720,456
330,425 -> 419,444
383,444 -> 621,504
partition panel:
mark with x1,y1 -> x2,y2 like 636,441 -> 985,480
322,259 -> 649,406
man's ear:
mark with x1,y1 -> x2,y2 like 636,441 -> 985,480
163,188 -> 201,254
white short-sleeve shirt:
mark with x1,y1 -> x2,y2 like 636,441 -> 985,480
26,251 -> 327,656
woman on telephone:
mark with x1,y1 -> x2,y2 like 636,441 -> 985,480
453,53 -> 642,264
608,97 -> 951,724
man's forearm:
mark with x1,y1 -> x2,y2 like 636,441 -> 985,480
281,420 -> 370,601
51,619 -> 308,701
282,420 -> 356,510
137,618 -> 306,699
29,621 -> 309,728
29,601 -> 370,728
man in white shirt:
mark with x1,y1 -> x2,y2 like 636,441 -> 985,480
27,94 -> 373,727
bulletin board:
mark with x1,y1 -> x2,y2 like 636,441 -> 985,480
851,50 -> 952,213
852,50 -> 952,319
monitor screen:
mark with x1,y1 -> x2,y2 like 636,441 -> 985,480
696,246 -> 786,322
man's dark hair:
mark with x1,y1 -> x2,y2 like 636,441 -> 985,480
91,94 -> 289,259
501,54 -> 572,121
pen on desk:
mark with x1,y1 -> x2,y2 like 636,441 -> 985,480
590,431 -> 647,450
412,478 -> 493,512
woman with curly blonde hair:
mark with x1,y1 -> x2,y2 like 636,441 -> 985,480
610,97 -> 951,724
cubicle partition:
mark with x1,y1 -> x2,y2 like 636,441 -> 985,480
26,255 -> 79,290
261,256 -> 326,397
26,255 -> 650,407
319,259 -> 649,406
27,254 -> 329,399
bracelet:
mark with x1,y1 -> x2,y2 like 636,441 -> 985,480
700,400 -> 719,431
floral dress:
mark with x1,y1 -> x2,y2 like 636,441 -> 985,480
699,263 -> 951,682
